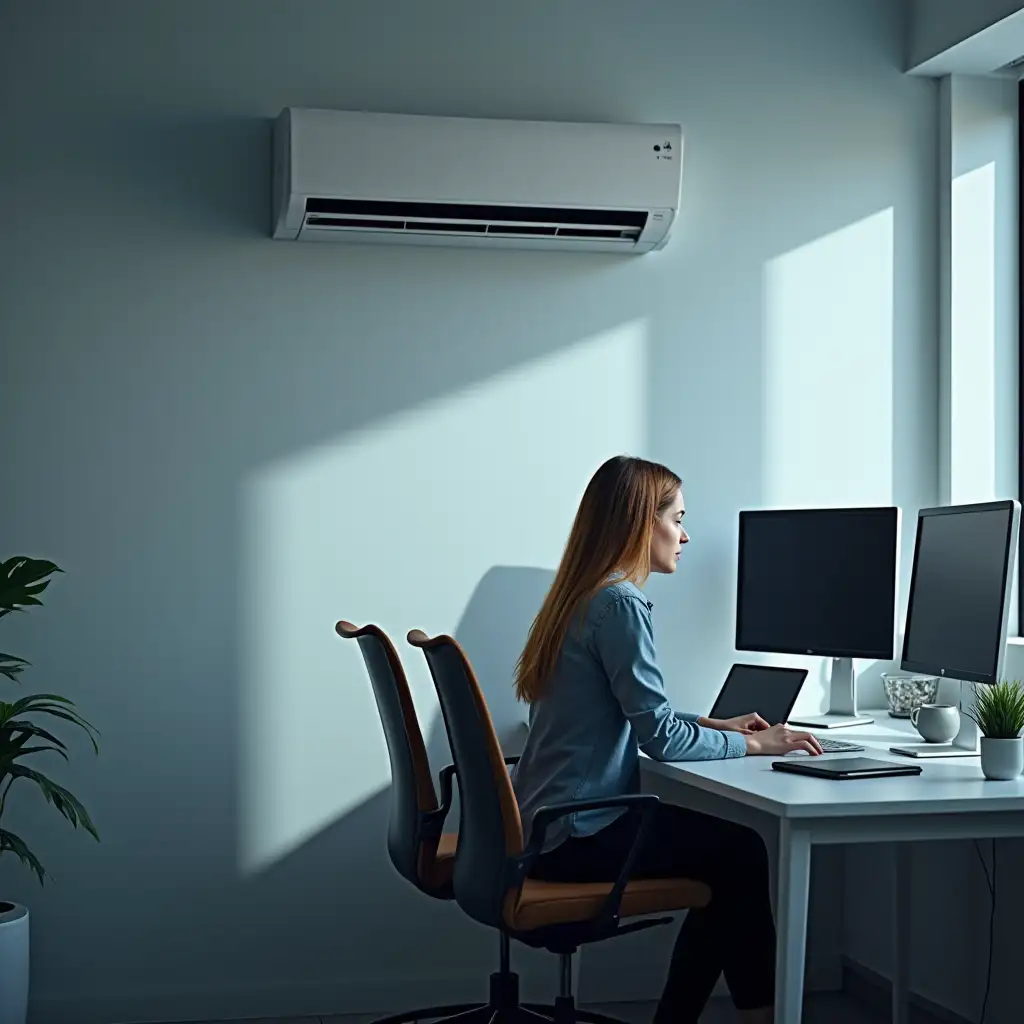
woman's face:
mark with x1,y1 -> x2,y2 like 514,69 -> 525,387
650,488 -> 689,574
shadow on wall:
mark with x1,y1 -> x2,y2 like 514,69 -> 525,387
422,565 -> 573,1000
177,565 -> 555,1023
424,565 -> 552,773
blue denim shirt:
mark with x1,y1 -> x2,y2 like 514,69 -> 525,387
512,579 -> 746,852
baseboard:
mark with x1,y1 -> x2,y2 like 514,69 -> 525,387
580,967 -> 839,1008
841,956 -> 973,1024
32,956 -> 855,1024
27,970 -> 503,1024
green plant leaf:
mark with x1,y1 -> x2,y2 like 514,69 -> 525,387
8,744 -> 69,761
17,710 -> 99,753
7,693 -> 80,715
0,555 -> 97,880
0,828 -> 46,885
0,724 -> 68,762
2,765 -> 98,840
0,652 -> 29,683
0,723 -> 68,753
0,696 -> 99,751
0,558 -> 62,619
966,680 -> 1024,738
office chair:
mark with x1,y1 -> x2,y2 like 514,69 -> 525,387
408,629 -> 713,1024
337,621 -> 615,1024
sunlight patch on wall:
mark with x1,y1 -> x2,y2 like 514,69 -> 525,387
239,322 -> 647,873
950,161 -> 996,505
759,210 -> 895,708
762,208 -> 894,509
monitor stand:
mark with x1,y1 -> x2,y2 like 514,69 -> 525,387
889,680 -> 979,758
787,657 -> 874,730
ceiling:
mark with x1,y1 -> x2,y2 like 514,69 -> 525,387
907,0 -> 1024,76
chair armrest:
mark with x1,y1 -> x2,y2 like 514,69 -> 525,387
437,763 -> 457,816
439,758 -> 517,814
438,759 -> 517,799
521,793 -> 659,867
421,764 -> 458,840
511,793 -> 661,936
424,758 -> 515,842
435,760 -> 514,815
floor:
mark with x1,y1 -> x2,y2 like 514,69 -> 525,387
176,993 -> 886,1024
602,995 -> 884,1024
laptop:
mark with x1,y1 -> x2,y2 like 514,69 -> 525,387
710,663 -> 808,724
710,664 -> 866,753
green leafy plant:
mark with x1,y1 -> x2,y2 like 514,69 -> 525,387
966,680 -> 1024,740
0,557 -> 98,883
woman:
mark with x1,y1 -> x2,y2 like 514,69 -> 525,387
512,456 -> 822,1024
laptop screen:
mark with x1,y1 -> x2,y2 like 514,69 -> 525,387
708,664 -> 808,725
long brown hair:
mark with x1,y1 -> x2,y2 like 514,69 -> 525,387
514,455 -> 682,703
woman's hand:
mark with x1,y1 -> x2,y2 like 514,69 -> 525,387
699,712 -> 771,735
744,724 -> 823,756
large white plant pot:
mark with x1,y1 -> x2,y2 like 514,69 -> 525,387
980,737 -> 1024,781
0,902 -> 28,1024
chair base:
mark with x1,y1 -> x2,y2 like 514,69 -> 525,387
369,1005 -> 482,1024
369,1004 -> 631,1024
368,984 -> 632,1024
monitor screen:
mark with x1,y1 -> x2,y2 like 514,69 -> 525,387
736,507 -> 899,659
901,502 -> 1017,683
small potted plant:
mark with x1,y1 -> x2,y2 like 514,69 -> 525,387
966,680 -> 1024,780
1,557 -> 99,1024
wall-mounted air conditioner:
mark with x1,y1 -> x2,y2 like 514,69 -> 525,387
272,108 -> 683,254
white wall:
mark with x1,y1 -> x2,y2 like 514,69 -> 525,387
0,1 -> 937,1021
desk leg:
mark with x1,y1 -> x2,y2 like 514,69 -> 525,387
775,822 -> 811,1024
893,844 -> 911,1024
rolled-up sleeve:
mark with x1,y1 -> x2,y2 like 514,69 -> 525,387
593,595 -> 746,762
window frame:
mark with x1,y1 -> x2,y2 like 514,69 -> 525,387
1017,79 -> 1024,636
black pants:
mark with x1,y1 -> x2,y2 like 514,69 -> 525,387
531,804 -> 775,1021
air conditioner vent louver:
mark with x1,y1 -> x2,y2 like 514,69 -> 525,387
304,198 -> 647,242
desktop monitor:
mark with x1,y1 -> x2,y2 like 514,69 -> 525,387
890,499 -> 1020,759
736,507 -> 899,659
900,501 -> 1019,684
735,506 -> 900,728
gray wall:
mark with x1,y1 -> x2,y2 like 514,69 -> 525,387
0,1 -> 937,1021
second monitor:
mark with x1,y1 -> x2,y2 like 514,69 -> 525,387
736,506 -> 900,729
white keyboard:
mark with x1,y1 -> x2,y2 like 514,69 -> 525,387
814,735 -> 866,753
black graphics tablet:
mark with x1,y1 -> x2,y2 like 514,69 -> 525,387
772,757 -> 922,779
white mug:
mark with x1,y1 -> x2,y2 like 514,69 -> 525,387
911,703 -> 959,744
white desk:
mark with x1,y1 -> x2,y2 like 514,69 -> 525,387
640,714 -> 1024,1024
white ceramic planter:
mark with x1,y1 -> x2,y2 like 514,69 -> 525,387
980,737 -> 1024,781
0,901 -> 28,1024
